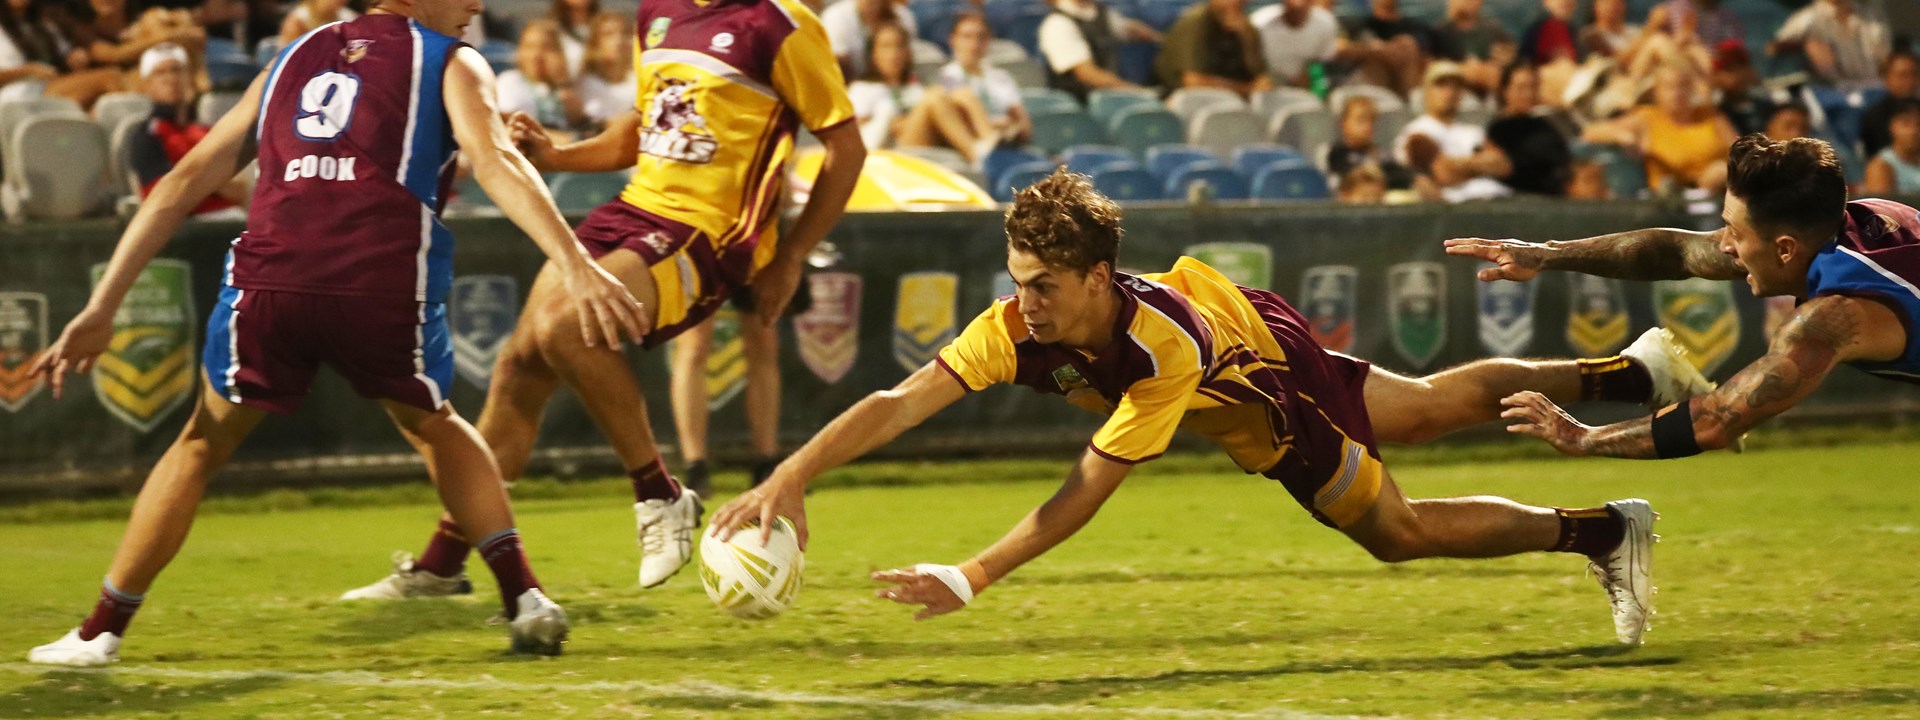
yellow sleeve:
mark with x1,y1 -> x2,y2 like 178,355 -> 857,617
770,3 -> 855,132
936,304 -> 1018,391
1089,368 -> 1201,464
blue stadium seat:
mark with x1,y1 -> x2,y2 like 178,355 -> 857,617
1060,144 -> 1136,174
1019,88 -> 1081,115
254,38 -> 281,67
480,39 -> 516,75
1144,144 -> 1218,181
1165,162 -> 1248,201
1087,88 -> 1160,126
206,59 -> 257,90
993,159 -> 1059,201
1107,107 -> 1185,157
549,172 -> 630,211
1136,0 -> 1187,31
203,37 -> 249,65
1091,163 -> 1162,201
1028,109 -> 1107,154
1116,41 -> 1158,86
1250,161 -> 1331,201
914,0 -> 968,50
983,146 -> 1047,189
987,1 -> 1052,58
1230,144 -> 1306,179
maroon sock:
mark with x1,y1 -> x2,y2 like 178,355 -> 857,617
628,458 -> 682,503
77,582 -> 144,641
477,529 -> 541,618
414,518 -> 471,577
1577,356 -> 1654,403
1551,506 -> 1627,556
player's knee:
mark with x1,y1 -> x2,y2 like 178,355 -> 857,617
528,299 -> 582,353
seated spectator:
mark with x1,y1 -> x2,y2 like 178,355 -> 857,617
1393,61 -> 1512,202
577,12 -> 635,128
1861,50 -> 1919,158
1764,103 -> 1811,141
1771,0 -> 1891,89
1337,0 -> 1429,95
1430,0 -> 1513,93
1579,0 -> 1640,60
1581,65 -> 1736,193
850,21 -> 1005,166
1337,163 -> 1387,204
1566,159 -> 1613,199
1155,0 -> 1269,97
1712,41 -> 1773,137
1249,0 -> 1338,90
824,0 -> 917,81
1038,0 -> 1158,103
1865,99 -> 1920,196
1654,0 -> 1742,51
1520,0 -> 1578,66
278,0 -> 358,45
939,14 -> 1031,148
0,0 -> 62,103
128,43 -> 246,217
1325,95 -> 1415,189
1485,63 -> 1572,196
551,0 -> 597,78
498,20 -> 586,134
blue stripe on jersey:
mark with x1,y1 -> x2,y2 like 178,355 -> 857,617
1808,243 -> 1920,376
402,20 -> 459,205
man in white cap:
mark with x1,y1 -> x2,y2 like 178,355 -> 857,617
1394,60 -> 1511,203
128,42 -> 249,217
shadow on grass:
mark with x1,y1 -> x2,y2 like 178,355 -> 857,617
0,670 -> 282,718
1478,685 -> 1920,717
309,598 -> 493,646
998,564 -> 1562,588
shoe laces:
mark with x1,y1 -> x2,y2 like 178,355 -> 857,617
389,550 -> 417,574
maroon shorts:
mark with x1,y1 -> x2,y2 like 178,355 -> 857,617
202,286 -> 450,415
573,201 -> 756,348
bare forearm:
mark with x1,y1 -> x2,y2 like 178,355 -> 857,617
1540,228 -> 1739,281
93,154 -> 244,311
540,125 -> 639,173
971,488 -> 1104,584
784,390 -> 928,484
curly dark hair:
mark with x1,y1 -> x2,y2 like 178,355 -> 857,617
1726,134 -> 1846,240
1003,168 -> 1123,274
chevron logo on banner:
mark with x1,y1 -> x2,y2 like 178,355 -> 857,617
1565,274 -> 1629,357
794,272 -> 861,384
1387,262 -> 1446,369
90,260 -> 194,432
893,272 -> 957,372
1654,278 -> 1740,376
0,292 -> 48,412
450,275 -> 518,388
1476,276 -> 1536,357
706,306 -> 747,411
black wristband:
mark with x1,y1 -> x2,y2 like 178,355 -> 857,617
1650,402 -> 1702,459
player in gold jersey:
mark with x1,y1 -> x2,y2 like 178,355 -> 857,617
716,169 -> 1712,645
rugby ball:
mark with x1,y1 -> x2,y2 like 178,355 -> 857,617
699,517 -> 804,619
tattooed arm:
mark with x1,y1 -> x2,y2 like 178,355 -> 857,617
1500,296 -> 1905,458
1443,227 -> 1747,282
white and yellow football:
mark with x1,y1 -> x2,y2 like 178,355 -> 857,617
699,517 -> 804,619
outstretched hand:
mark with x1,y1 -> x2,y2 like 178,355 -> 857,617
561,263 -> 649,349
29,307 -> 115,399
1500,391 -> 1593,456
872,565 -> 970,621
1443,237 -> 1548,282
709,475 -> 810,550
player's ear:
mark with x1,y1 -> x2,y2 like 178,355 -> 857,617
1085,261 -> 1111,288
1774,233 -> 1799,265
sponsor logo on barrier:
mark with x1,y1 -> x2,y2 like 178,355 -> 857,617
91,260 -> 194,432
1185,242 -> 1272,289
1388,262 -> 1446,369
1762,295 -> 1796,343
1654,278 -> 1739,375
1476,276 -> 1536,357
794,272 -> 861,384
1300,265 -> 1356,353
706,306 -> 747,410
0,291 -> 48,412
893,272 -> 958,372
450,275 -> 517,388
1565,274 -> 1629,357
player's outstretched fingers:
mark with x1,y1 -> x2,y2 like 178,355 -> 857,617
594,298 -> 626,350
575,304 -> 601,348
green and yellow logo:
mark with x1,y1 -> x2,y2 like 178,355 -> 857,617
1654,278 -> 1739,376
91,260 -> 195,432
892,272 -> 958,372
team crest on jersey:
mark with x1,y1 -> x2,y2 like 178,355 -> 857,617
794,272 -> 862,384
1565,274 -> 1629,357
1762,295 -> 1797,343
1476,276 -> 1536,357
1185,242 -> 1272,289
341,39 -> 372,63
0,292 -> 48,412
1387,262 -> 1446,369
705,307 -> 747,410
1300,265 -> 1356,353
449,275 -> 517,388
1654,278 -> 1739,375
893,272 -> 957,372
640,78 -> 717,164
1051,365 -> 1089,392
646,18 -> 671,49
90,261 -> 194,433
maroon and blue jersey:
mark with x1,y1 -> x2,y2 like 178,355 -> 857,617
1804,198 -> 1920,384
229,14 -> 465,303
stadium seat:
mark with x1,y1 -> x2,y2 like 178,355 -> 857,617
203,37 -> 249,65
1116,41 -> 1158,86
92,93 -> 154,134
1166,87 -> 1245,122
982,145 -> 1047,188
1185,108 -> 1264,160
915,60 -> 947,84
1164,162 -> 1248,201
1230,144 -> 1306,178
992,159 -> 1058,201
0,97 -> 85,150
206,58 -> 257,90
995,58 -> 1047,89
1267,106 -> 1335,154
107,116 -> 147,197
198,91 -> 245,124
916,0 -> 966,50
1091,162 -> 1162,201
1249,161 -> 1332,201
1373,107 -> 1413,149
1454,107 -> 1494,128
893,145 -> 972,176
1106,107 -> 1185,157
1328,84 -> 1406,114
1019,88 -> 1080,115
986,38 -> 1029,65
1144,144 -> 1217,181
1028,109 -> 1106,154
479,39 -> 516,75
990,3 -> 1051,58
1088,88 -> 1160,125
1060,144 -> 1135,174
2,117 -> 107,221
254,37 -> 282,68
1252,87 -> 1322,119
1135,0 -> 1187,31
912,38 -> 949,66
549,172 -> 629,211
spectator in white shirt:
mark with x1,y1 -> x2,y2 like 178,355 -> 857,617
823,0 -> 917,80
848,20 -> 1004,167
1771,0 -> 1892,88
1037,0 -> 1157,102
497,20 -> 586,134
938,13 -> 1031,147
1249,0 -> 1337,89
577,12 -> 636,129
1394,61 -> 1512,202
550,0 -> 596,78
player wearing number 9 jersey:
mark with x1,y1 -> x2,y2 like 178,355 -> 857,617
26,0 -> 650,666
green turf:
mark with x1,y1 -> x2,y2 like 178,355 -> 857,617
4,442 -> 1920,718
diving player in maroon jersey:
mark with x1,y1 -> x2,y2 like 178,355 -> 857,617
26,0 -> 645,665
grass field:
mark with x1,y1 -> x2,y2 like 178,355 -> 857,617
4,439 -> 1920,719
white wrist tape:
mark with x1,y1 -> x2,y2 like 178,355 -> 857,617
912,563 -> 975,605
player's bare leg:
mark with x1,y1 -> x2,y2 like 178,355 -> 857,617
669,317 -> 716,497
740,312 -> 783,486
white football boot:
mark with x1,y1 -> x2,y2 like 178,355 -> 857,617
1621,328 -> 1715,408
507,589 -> 569,656
1590,498 -> 1657,646
635,491 -> 703,588
29,628 -> 120,667
339,551 -> 473,600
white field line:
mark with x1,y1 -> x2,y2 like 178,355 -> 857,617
0,663 -> 1379,719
